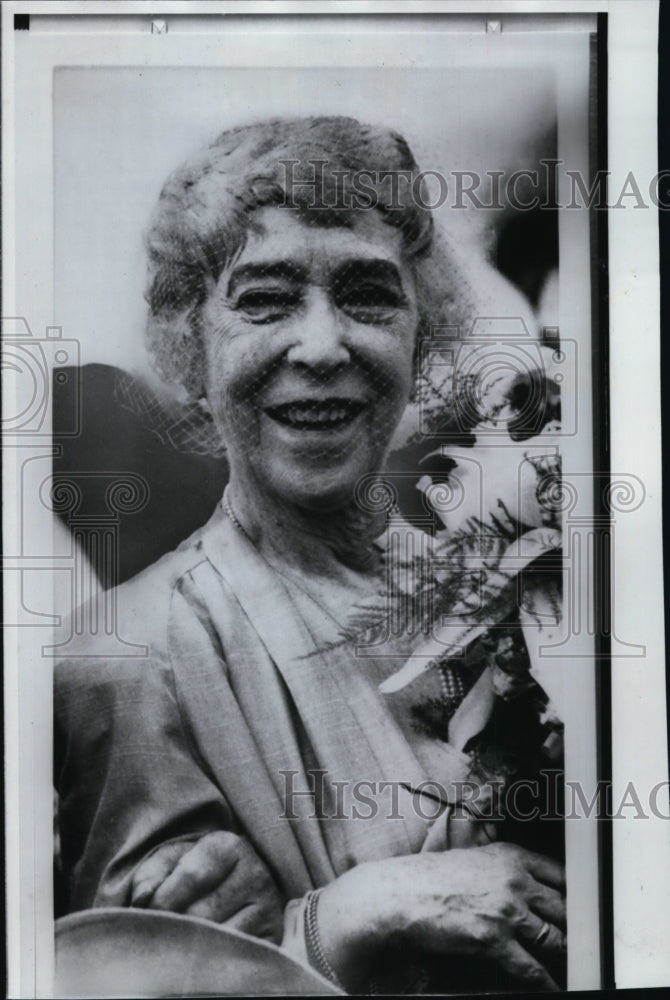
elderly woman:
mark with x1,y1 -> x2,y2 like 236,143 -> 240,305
55,116 -> 565,994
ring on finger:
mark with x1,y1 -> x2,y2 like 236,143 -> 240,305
533,921 -> 552,947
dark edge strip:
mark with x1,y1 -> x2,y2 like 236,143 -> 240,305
591,12 -> 615,992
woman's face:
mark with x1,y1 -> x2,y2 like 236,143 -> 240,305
202,207 -> 419,510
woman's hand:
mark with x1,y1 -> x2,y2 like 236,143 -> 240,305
317,842 -> 566,991
129,831 -> 285,943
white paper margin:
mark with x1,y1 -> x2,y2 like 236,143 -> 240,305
2,0 -> 668,995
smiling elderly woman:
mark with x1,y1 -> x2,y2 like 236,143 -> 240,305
55,117 -> 565,995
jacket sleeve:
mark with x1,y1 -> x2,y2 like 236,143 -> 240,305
55,647 -> 236,913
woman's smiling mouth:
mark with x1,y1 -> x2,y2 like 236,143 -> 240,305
264,398 -> 367,431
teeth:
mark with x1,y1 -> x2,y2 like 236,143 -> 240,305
269,400 -> 362,428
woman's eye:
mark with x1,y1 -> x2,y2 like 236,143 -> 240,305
234,289 -> 301,323
335,284 -> 405,322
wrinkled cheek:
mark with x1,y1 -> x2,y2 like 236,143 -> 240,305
383,352 -> 416,421
210,390 -> 261,453
371,374 -> 415,444
203,363 -> 259,448
204,344 -> 265,443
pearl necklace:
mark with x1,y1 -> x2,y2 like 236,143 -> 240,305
221,490 -> 351,632
222,491 -> 249,537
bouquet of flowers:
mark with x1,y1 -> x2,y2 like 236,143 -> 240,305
349,342 -> 566,852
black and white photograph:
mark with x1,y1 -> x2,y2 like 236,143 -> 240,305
3,2 -> 669,996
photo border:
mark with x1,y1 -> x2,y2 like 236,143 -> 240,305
2,1 -> 667,995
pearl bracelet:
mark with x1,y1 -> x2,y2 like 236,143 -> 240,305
303,888 -> 346,992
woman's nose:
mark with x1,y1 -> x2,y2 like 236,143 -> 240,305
285,290 -> 351,371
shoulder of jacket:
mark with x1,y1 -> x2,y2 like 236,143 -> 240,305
54,524 -> 215,689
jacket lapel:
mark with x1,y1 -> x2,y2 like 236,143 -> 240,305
200,507 -> 434,859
